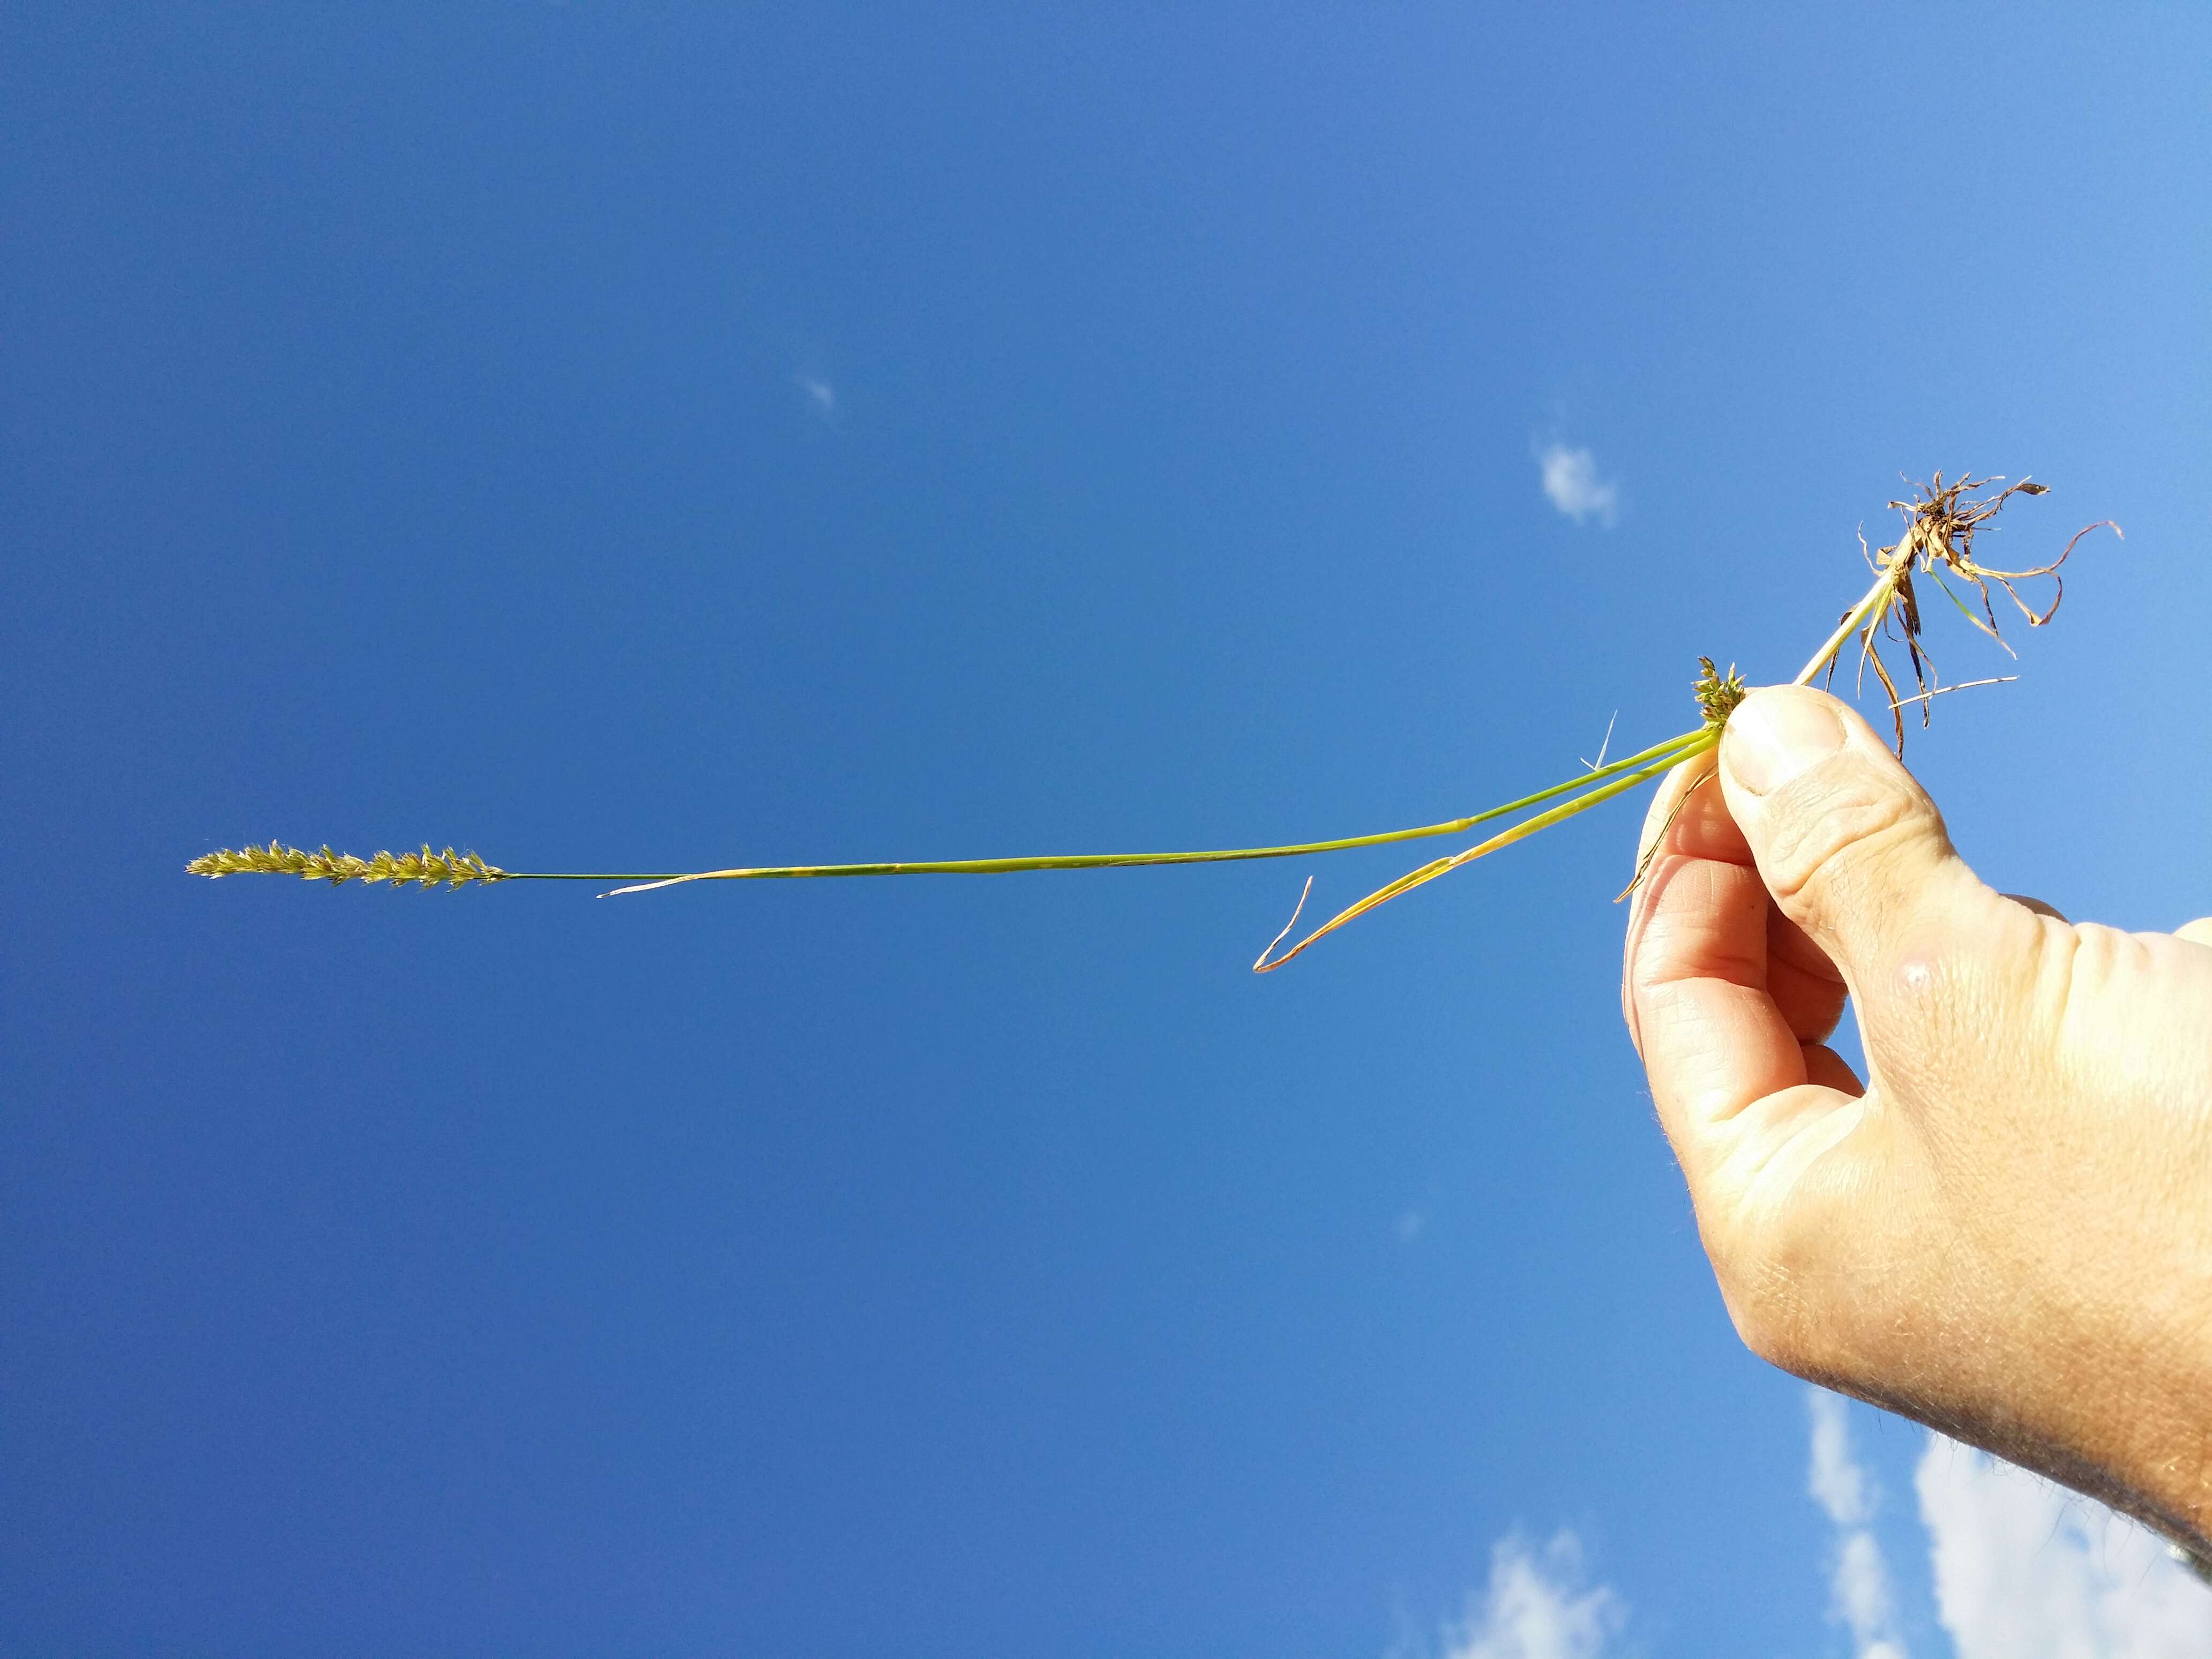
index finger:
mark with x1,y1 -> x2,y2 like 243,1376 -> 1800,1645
1622,757 -> 1827,1179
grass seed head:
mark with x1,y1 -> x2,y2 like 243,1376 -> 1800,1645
188,841 -> 507,888
1693,657 -> 1748,728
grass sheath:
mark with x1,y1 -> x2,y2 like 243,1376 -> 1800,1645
189,476 -> 2106,970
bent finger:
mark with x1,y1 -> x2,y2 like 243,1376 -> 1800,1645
1625,767 -> 1816,1186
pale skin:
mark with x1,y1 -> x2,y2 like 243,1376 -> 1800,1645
1623,684 -> 2212,1554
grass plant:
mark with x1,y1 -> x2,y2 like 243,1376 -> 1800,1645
191,476 -> 2110,970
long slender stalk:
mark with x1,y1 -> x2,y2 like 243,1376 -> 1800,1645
579,727 -> 1714,894
185,730 -> 1712,892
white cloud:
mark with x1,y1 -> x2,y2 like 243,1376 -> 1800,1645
1396,1208 -> 1428,1243
1400,1404 -> 2212,1659
1811,1389 -> 1875,1527
1806,1389 -> 1910,1659
1426,1531 -> 1626,1659
1916,1434 -> 2212,1658
795,372 -> 836,417
1537,444 -> 1619,528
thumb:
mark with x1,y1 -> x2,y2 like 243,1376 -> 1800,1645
1716,685 -> 1987,979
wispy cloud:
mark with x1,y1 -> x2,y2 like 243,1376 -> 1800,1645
1916,1434 -> 2212,1658
1537,444 -> 1619,528
794,372 -> 836,418
1403,1404 -> 2212,1659
1420,1531 -> 1626,1659
1807,1389 -> 1909,1659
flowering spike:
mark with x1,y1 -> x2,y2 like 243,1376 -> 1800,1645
187,842 -> 507,888
1693,657 -> 1748,728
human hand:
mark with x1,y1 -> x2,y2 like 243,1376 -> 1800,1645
1622,684 -> 2212,1551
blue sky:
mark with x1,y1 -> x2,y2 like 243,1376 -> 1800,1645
5,5 -> 2210,1655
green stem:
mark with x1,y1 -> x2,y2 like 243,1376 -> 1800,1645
526,726 -> 1716,894
1795,558 -> 1907,687
1251,733 -> 1714,969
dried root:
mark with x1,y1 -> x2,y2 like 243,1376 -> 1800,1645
1830,474 -> 2116,754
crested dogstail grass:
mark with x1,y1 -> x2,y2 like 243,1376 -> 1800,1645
187,842 -> 508,889
190,477 -> 2107,968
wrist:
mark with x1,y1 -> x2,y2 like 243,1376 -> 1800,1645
1981,1235 -> 2212,1552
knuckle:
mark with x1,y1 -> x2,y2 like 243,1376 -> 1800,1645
1867,899 -> 2060,1112
1757,772 -> 1934,924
